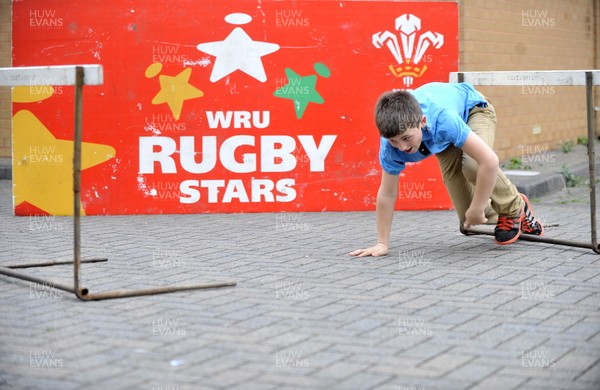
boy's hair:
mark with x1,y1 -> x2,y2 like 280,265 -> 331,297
375,90 -> 423,138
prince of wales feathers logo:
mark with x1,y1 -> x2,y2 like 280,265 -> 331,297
372,14 -> 444,88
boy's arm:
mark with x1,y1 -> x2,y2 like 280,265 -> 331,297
460,131 -> 499,228
349,171 -> 398,257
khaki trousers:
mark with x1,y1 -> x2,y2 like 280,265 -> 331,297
435,101 -> 523,224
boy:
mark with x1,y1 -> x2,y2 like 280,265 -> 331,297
349,82 -> 544,257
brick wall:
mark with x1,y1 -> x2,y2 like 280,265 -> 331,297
459,0 -> 599,161
0,0 -> 11,159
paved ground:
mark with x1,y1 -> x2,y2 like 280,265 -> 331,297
0,176 -> 599,389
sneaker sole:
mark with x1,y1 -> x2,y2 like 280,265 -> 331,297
494,229 -> 521,245
520,194 -> 545,237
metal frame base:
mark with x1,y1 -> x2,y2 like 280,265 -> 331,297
461,225 -> 600,253
0,259 -> 236,301
0,65 -> 237,300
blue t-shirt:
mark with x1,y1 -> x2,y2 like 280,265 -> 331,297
379,82 -> 487,175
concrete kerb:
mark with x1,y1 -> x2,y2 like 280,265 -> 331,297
507,143 -> 600,199
509,158 -> 600,199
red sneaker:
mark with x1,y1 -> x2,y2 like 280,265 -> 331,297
520,194 -> 545,236
494,214 -> 522,245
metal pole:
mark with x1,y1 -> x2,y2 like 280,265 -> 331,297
73,67 -> 84,294
79,281 -> 238,301
0,265 -> 236,300
585,71 -> 600,253
463,226 -> 598,251
7,258 -> 107,269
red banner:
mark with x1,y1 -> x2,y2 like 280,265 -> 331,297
12,0 -> 457,215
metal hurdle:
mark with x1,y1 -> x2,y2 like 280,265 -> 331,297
450,70 -> 600,254
0,65 -> 236,300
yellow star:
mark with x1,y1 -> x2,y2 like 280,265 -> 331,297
12,110 -> 116,216
151,68 -> 203,120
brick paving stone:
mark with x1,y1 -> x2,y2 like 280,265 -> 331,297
331,341 -> 408,357
574,358 -> 600,385
401,340 -> 452,362
496,333 -> 548,353
523,378 -> 598,390
67,362 -> 133,385
472,323 -> 523,349
468,374 -> 528,390
228,382 -> 278,390
414,304 -> 457,319
450,315 -> 502,335
564,321 -> 600,340
417,352 -> 474,375
313,360 -> 371,380
2,180 -> 600,389
445,359 -> 500,383
553,351 -> 599,374
398,298 -> 440,310
394,378 -> 473,390
335,371 -> 395,389
4,377 -> 82,390
302,350 -> 349,369
255,372 -> 326,387
201,368 -> 262,389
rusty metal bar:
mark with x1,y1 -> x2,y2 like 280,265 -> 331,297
0,265 -> 236,300
462,226 -> 600,252
78,281 -> 238,301
73,66 -> 84,297
585,71 -> 600,253
6,258 -> 107,269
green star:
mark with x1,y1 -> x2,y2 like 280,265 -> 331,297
274,64 -> 330,119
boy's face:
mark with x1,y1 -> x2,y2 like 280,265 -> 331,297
386,116 -> 426,154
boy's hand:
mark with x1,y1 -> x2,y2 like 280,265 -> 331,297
464,206 -> 487,229
348,243 -> 388,257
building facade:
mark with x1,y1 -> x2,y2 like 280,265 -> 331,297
0,0 -> 598,163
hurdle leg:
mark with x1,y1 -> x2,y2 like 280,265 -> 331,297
585,71 -> 600,253
73,66 -> 83,297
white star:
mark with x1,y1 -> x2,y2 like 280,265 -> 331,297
197,27 -> 280,83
